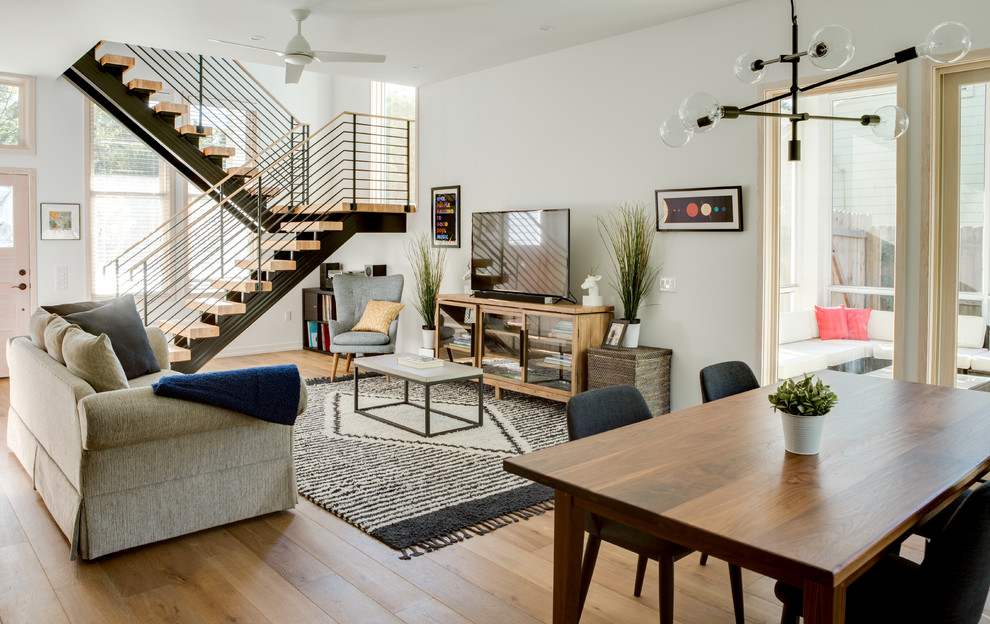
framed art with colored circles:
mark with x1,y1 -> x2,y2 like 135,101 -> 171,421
655,186 -> 742,232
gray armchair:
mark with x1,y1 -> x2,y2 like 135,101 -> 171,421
329,273 -> 404,380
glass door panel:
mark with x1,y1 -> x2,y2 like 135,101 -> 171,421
437,302 -> 476,364
524,314 -> 573,393
952,76 -> 990,391
480,310 -> 523,382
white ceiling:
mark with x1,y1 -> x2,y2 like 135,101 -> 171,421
4,0 -> 746,86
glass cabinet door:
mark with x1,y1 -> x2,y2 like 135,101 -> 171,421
525,315 -> 573,393
437,302 -> 476,364
481,310 -> 524,381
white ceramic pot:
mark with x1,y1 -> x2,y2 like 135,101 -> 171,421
422,328 -> 436,350
621,320 -> 641,348
780,411 -> 826,455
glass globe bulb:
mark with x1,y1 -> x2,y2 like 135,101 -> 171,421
871,105 -> 909,140
733,52 -> 766,84
918,21 -> 972,64
807,24 -> 855,71
678,92 -> 722,133
660,114 -> 693,148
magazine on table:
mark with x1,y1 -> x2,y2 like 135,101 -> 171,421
396,354 -> 445,369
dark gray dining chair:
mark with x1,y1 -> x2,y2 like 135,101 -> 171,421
774,480 -> 990,624
566,385 -> 744,624
697,360 -> 760,568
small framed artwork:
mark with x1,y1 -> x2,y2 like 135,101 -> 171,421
601,319 -> 629,349
655,186 -> 743,232
40,203 -> 81,240
432,185 -> 460,248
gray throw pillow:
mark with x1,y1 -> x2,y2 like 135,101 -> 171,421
43,316 -> 76,364
61,326 -> 129,392
29,307 -> 55,350
42,299 -> 110,316
63,295 -> 161,380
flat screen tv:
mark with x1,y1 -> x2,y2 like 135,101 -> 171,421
471,208 -> 570,299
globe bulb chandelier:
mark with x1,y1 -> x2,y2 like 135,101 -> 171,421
660,1 -> 972,161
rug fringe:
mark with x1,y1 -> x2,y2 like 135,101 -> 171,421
397,499 -> 554,559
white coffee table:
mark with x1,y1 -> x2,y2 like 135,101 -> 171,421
352,353 -> 485,437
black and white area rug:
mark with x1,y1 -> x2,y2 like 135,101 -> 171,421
294,376 -> 568,558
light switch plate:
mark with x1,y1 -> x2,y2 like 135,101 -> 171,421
658,276 -> 677,292
55,266 -> 68,291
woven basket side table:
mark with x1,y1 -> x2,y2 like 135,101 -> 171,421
586,346 -> 672,415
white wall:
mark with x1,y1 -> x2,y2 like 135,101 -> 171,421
0,76 -> 88,307
416,0 -> 990,410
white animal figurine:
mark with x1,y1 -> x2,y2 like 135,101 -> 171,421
582,274 -> 603,307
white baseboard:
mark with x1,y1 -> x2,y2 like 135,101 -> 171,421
216,341 -> 302,358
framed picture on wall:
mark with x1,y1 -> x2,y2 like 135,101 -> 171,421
432,185 -> 460,248
655,186 -> 743,232
40,203 -> 81,240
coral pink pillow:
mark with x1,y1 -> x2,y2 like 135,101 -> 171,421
814,305 -> 847,340
845,308 -> 871,340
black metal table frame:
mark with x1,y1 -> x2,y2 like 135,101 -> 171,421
353,367 -> 484,438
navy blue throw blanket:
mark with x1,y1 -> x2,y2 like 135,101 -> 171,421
152,365 -> 301,425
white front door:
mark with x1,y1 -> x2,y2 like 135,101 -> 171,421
0,172 -> 31,377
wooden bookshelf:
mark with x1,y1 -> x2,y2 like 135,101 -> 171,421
302,287 -> 336,354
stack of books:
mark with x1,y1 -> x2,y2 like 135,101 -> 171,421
451,333 -> 472,349
549,320 -> 573,339
396,354 -> 444,369
543,353 -> 573,368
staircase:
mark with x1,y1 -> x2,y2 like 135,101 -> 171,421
64,42 -> 415,372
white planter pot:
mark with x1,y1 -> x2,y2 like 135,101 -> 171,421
422,328 -> 436,350
621,320 -> 641,348
780,412 -> 826,455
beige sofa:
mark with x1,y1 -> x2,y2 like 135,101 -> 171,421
6,329 -> 306,560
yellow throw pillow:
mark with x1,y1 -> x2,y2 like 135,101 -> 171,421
351,300 -> 404,333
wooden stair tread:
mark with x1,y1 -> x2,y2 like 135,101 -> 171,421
186,297 -> 247,315
260,239 -> 320,251
159,320 -> 220,339
167,344 -> 191,362
203,146 -> 236,157
99,54 -> 135,70
234,258 -> 297,271
210,280 -> 272,292
154,102 -> 188,116
272,202 -> 414,215
278,221 -> 344,232
227,166 -> 259,177
126,79 -> 161,94
179,125 -> 213,137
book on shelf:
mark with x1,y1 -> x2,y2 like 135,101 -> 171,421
396,354 -> 445,369
307,321 -> 318,348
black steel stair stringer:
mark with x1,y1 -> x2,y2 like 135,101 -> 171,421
172,212 -> 408,373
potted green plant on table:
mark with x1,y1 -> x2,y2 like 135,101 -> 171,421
768,374 -> 838,455
406,233 -> 447,350
598,201 -> 661,347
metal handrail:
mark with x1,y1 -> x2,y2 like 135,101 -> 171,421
119,111 -> 411,276
112,112 -> 413,337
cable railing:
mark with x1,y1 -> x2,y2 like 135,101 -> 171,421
107,112 -> 413,342
124,44 -> 298,170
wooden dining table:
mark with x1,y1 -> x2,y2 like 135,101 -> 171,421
503,371 -> 990,623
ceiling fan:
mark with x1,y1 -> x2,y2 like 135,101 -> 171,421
210,9 -> 386,84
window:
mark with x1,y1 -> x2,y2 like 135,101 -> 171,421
370,81 -> 417,205
777,83 -> 897,314
89,102 -> 173,298
0,73 -> 35,154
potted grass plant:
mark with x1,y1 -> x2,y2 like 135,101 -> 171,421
405,233 -> 447,350
768,374 -> 838,455
598,201 -> 661,347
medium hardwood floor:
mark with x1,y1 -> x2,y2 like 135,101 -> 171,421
1,349 -> 987,623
